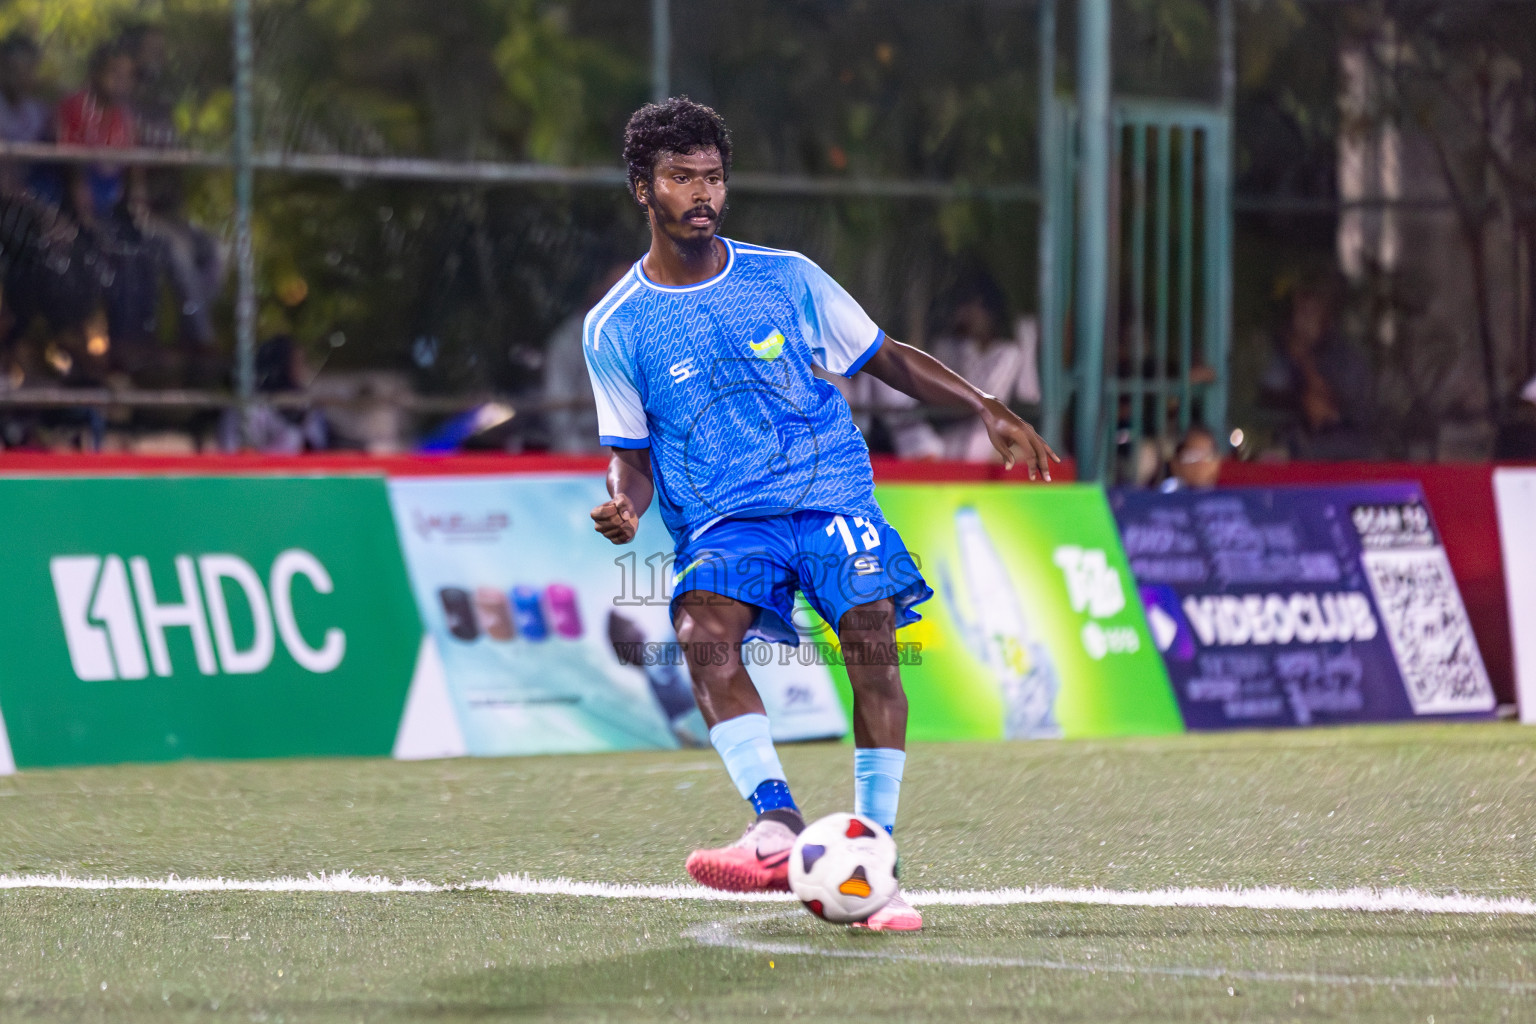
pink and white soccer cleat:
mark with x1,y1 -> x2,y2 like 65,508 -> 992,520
686,817 -> 799,893
852,891 -> 923,932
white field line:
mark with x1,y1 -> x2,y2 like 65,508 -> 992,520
0,871 -> 443,893
685,913 -> 1536,994
0,871 -> 1534,917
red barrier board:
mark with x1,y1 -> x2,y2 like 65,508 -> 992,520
0,451 -> 1075,483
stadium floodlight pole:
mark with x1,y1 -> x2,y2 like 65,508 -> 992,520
1074,0 -> 1111,480
233,0 -> 257,443
652,0 -> 671,103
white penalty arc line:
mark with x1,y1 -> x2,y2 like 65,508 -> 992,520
685,912 -> 1536,995
1,872 -> 1535,917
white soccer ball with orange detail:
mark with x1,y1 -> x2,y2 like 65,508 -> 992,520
788,812 -> 899,923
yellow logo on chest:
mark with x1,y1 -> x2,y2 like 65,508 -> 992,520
749,329 -> 786,360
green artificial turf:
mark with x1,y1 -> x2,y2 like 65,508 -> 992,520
1,722 -> 1534,1021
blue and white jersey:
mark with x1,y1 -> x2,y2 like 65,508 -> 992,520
583,238 -> 886,546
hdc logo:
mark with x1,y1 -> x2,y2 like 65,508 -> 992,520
50,550 -> 346,681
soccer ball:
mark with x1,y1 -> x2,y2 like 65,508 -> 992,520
789,813 -> 899,923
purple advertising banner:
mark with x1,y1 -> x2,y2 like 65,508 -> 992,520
1110,483 -> 1496,730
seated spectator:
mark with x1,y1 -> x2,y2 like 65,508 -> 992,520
58,43 -> 166,371
832,366 -> 946,460
891,273 -> 1043,462
1259,276 -> 1375,460
0,33 -> 50,197
122,23 -> 224,353
218,336 -> 331,453
56,43 -> 140,230
1160,425 -> 1224,491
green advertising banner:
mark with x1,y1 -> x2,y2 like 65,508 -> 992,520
0,476 -> 422,768
840,484 -> 1183,741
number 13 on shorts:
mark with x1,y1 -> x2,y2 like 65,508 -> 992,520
826,515 -> 882,554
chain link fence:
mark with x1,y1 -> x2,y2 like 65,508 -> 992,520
1,0 -> 1533,463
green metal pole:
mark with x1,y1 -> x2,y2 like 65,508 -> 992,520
1074,0 -> 1111,479
1218,0 -> 1236,114
1037,0 -> 1058,446
652,0 -> 671,104
233,0 -> 256,437
1211,0 -> 1235,439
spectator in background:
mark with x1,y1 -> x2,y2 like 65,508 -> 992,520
541,260 -> 630,452
58,43 -> 164,371
835,363 -> 946,460
833,273 -> 1043,461
122,23 -> 224,355
894,273 -> 1042,462
119,25 -> 174,148
56,43 -> 139,229
1495,374 -> 1536,459
1260,276 -> 1375,460
1160,425 -> 1224,492
0,33 -> 50,197
218,336 -> 331,453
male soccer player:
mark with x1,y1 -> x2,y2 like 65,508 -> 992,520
585,98 -> 1057,932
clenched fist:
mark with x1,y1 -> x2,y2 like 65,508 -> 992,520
591,492 -> 639,544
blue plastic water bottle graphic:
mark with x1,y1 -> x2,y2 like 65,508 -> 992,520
940,506 -> 1062,739
511,585 -> 548,641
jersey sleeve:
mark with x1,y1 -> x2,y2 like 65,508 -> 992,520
582,308 -> 650,449
798,261 -> 886,377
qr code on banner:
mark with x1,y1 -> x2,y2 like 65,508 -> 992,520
1361,548 -> 1496,715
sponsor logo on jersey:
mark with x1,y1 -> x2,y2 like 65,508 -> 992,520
51,551 -> 346,681
748,329 -> 786,361
669,358 -> 697,382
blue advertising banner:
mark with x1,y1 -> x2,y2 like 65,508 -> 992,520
387,474 -> 848,756
1111,483 -> 1495,729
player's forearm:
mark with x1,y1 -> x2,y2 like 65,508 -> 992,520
607,447 -> 655,515
863,339 -> 992,415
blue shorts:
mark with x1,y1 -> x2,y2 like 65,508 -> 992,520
669,509 -> 933,645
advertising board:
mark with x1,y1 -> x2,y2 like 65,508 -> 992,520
870,484 -> 1183,741
1493,469 -> 1536,722
387,475 -> 849,756
1112,484 -> 1495,729
0,475 -> 422,768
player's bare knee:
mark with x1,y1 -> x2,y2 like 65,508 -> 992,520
674,605 -> 745,681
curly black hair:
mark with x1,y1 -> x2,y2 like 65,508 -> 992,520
622,97 -> 732,204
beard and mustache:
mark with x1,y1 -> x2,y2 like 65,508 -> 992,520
656,200 -> 726,257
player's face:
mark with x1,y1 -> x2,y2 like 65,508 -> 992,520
641,148 -> 726,250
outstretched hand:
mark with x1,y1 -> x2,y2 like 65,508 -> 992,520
981,397 -> 1061,480
591,492 -> 639,544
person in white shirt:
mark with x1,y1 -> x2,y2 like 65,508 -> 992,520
850,274 -> 1041,462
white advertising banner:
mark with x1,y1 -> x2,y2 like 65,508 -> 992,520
1494,468 -> 1536,722
386,474 -> 848,757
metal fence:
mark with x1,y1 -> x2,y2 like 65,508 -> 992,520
3,0 -> 1533,468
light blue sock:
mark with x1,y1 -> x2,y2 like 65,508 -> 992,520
709,713 -> 791,805
854,747 -> 906,835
